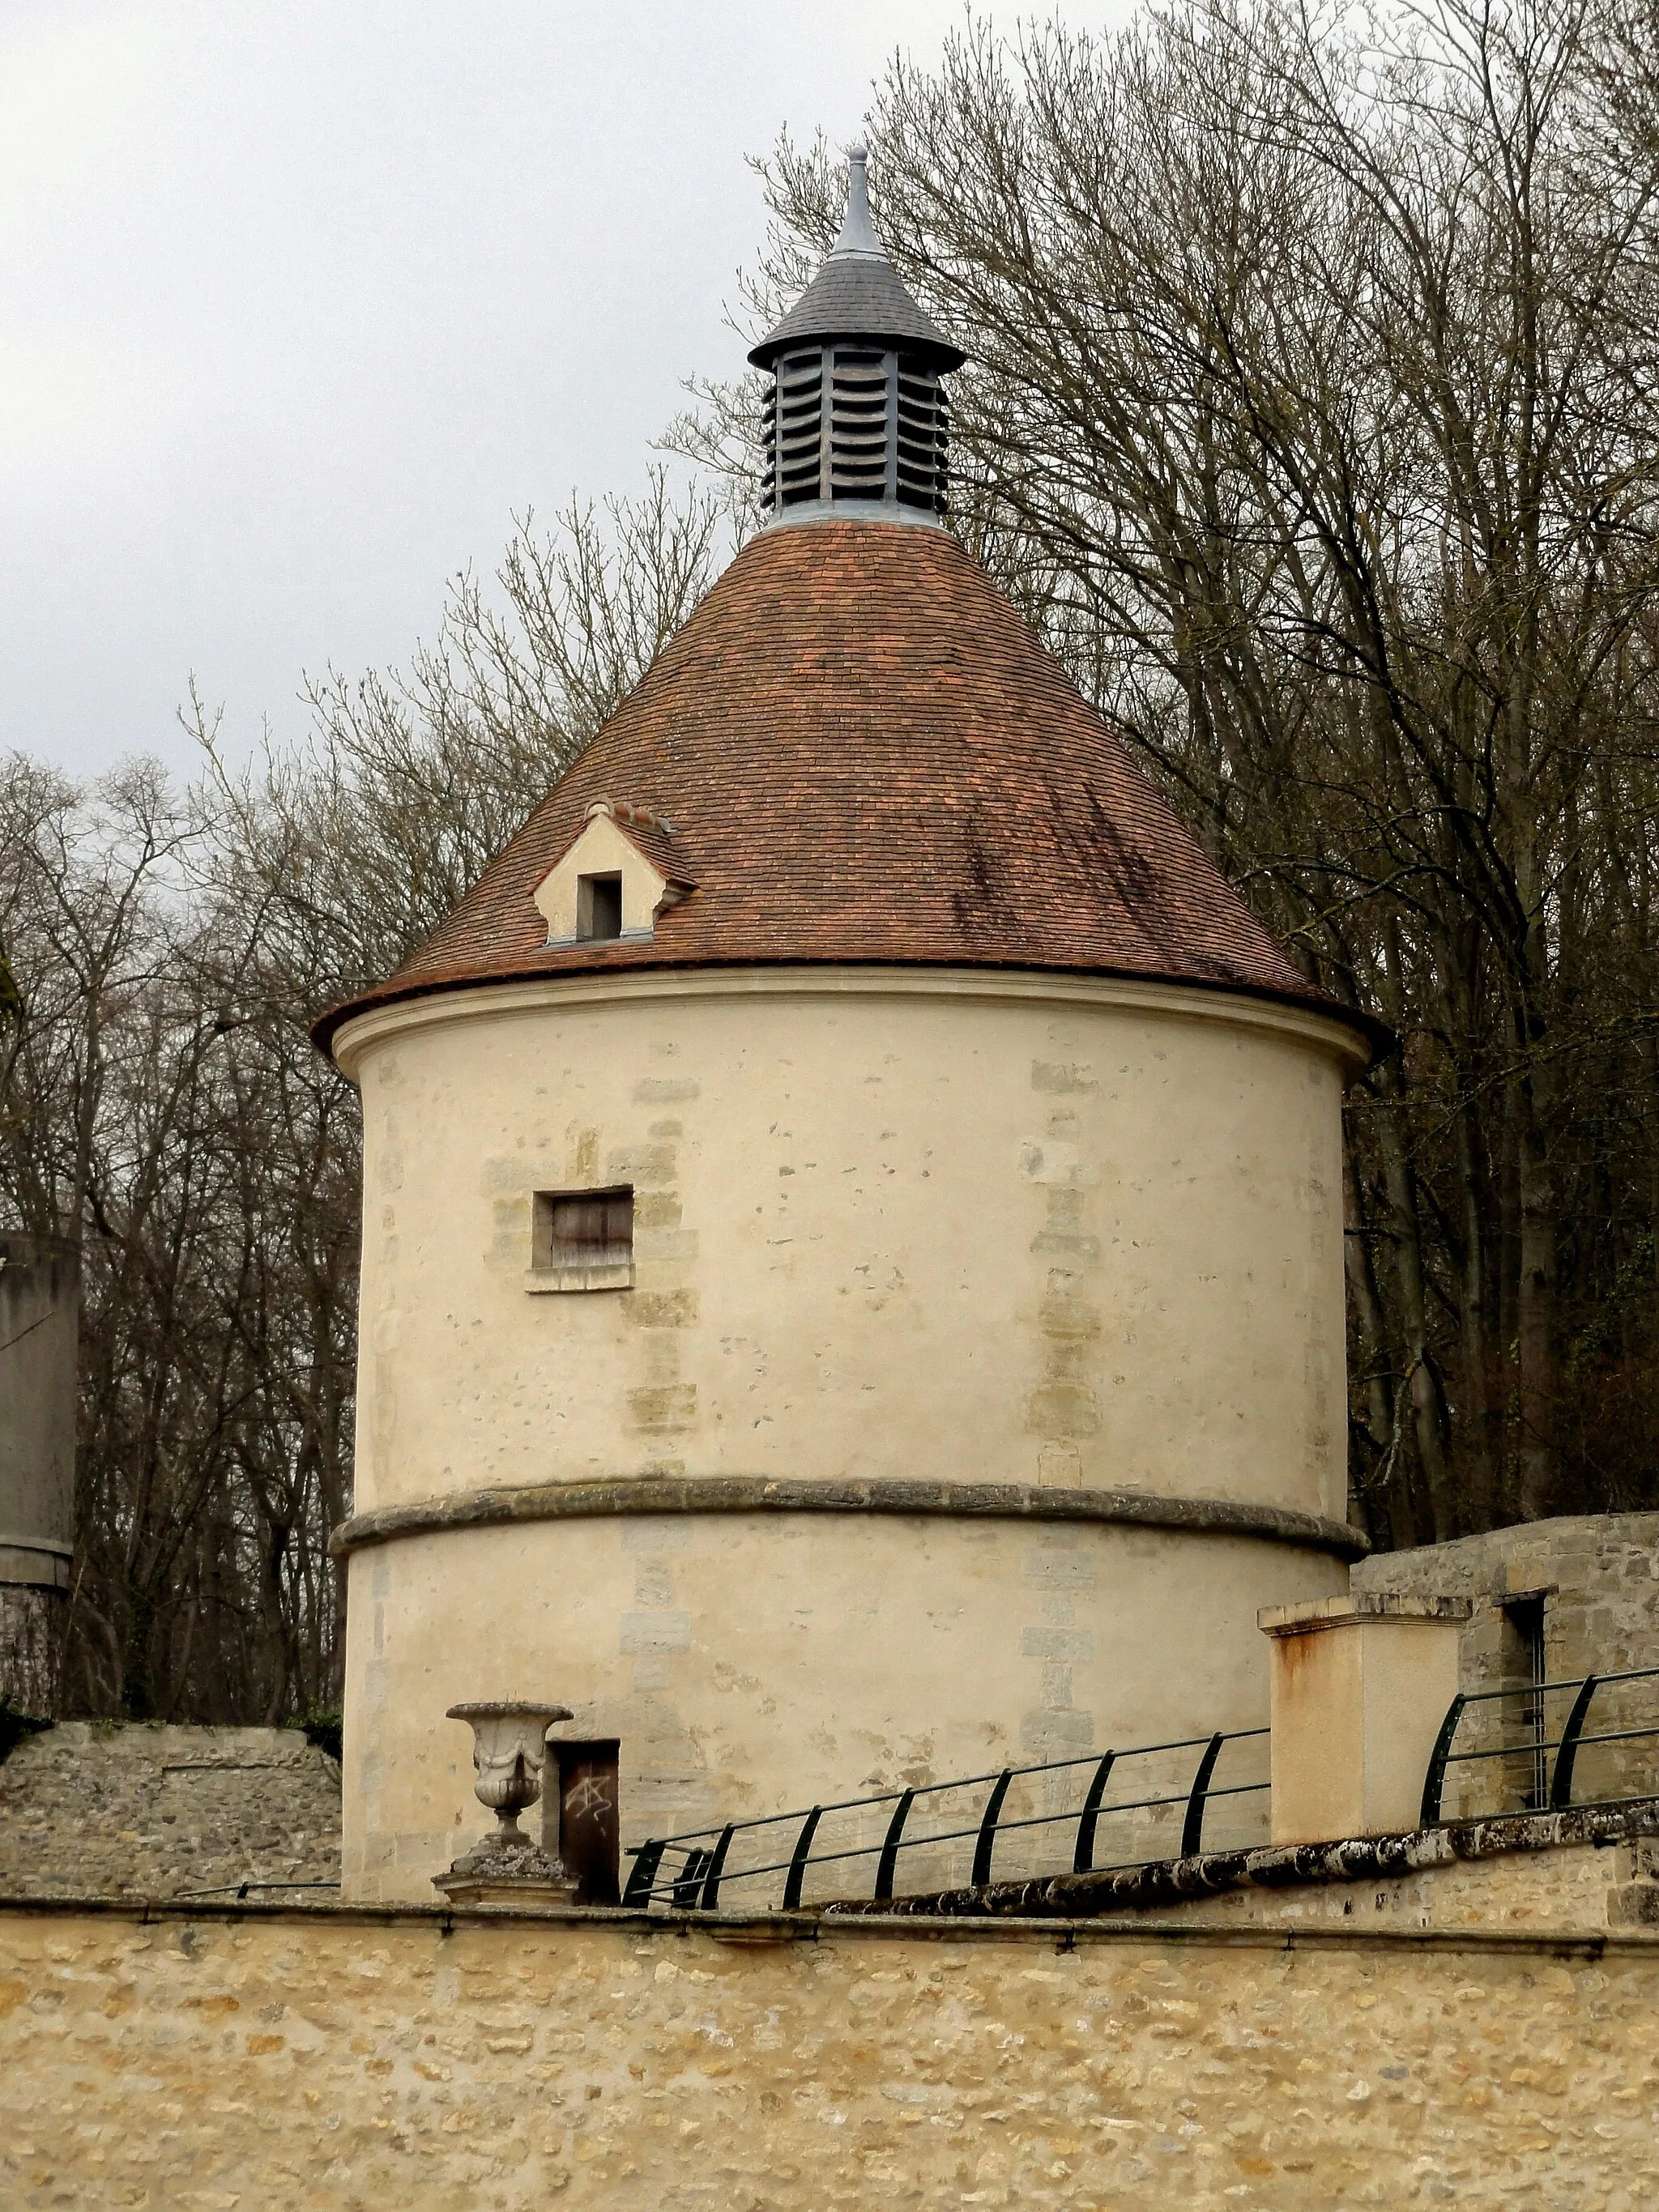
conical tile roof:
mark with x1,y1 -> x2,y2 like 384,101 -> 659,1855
315,518 -> 1375,1058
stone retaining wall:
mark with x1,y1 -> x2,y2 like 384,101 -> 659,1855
2,1885 -> 1657,2210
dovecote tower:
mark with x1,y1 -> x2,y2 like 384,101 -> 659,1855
320,152 -> 1375,1904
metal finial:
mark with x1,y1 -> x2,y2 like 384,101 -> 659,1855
830,143 -> 884,260
749,132 -> 963,522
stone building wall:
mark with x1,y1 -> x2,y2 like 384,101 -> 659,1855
0,1230 -> 78,1715
2,1860 -> 1657,2211
1354,1512 -> 1659,1681
1354,1514 -> 1659,1814
0,1723 -> 341,1901
342,972 -> 1356,1518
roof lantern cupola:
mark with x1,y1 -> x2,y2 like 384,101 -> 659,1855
749,146 -> 965,524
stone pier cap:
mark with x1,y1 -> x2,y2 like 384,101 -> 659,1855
1259,1592 -> 1473,1636
1260,1590 -> 1473,1847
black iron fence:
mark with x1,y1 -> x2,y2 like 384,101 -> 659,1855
621,1727 -> 1269,1912
1421,1665 -> 1659,1826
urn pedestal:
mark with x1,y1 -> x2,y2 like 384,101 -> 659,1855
435,1700 -> 577,1907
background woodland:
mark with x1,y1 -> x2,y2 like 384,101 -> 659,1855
4,0 -> 1658,1720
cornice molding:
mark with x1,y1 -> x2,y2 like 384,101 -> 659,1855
329,961 -> 1371,1081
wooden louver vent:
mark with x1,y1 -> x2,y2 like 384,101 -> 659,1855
761,345 -> 949,517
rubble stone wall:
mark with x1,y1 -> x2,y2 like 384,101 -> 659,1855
2,1880 -> 1657,2211
0,1723 -> 340,1902
1354,1514 -> 1659,1815
1354,1511 -> 1659,1684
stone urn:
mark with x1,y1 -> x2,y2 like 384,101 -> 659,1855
435,1701 -> 576,1907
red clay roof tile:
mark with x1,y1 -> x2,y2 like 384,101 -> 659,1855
314,518 -> 1375,1058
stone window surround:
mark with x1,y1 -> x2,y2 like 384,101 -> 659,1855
525,1184 -> 635,1295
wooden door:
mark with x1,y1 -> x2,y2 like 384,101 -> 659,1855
549,1740 -> 620,1905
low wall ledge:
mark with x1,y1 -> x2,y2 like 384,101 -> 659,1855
329,1475 -> 1370,1561
2,1882 -> 1655,1957
825,1796 -> 1659,1924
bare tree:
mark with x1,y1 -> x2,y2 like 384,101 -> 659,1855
677,0 -> 1659,1538
0,479 -> 720,1721
194,473 -> 724,1002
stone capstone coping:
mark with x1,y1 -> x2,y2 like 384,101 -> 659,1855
2,1889 -> 1657,1962
822,1798 -> 1659,1922
329,1474 -> 1369,1561
1259,1591 -> 1473,1635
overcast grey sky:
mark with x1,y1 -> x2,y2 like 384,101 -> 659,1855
3,1 -> 1102,780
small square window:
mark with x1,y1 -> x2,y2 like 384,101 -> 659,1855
577,873 -> 623,941
527,1186 -> 633,1293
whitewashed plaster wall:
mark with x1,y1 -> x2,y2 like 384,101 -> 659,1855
332,967 -> 1363,1903
336,969 -> 1358,1513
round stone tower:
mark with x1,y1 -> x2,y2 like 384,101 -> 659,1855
321,150 -> 1376,1905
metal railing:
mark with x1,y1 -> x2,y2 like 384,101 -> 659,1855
1421,1666 -> 1659,1827
621,1727 -> 1269,1912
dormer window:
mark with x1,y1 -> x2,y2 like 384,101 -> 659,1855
578,873 -> 623,941
532,799 -> 695,949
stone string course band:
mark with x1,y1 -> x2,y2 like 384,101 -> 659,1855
329,1474 -> 1371,1561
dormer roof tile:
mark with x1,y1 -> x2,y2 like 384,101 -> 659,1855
543,806 -> 693,891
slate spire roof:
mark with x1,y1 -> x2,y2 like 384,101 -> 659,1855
748,146 -> 965,373
314,519 -> 1377,1059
